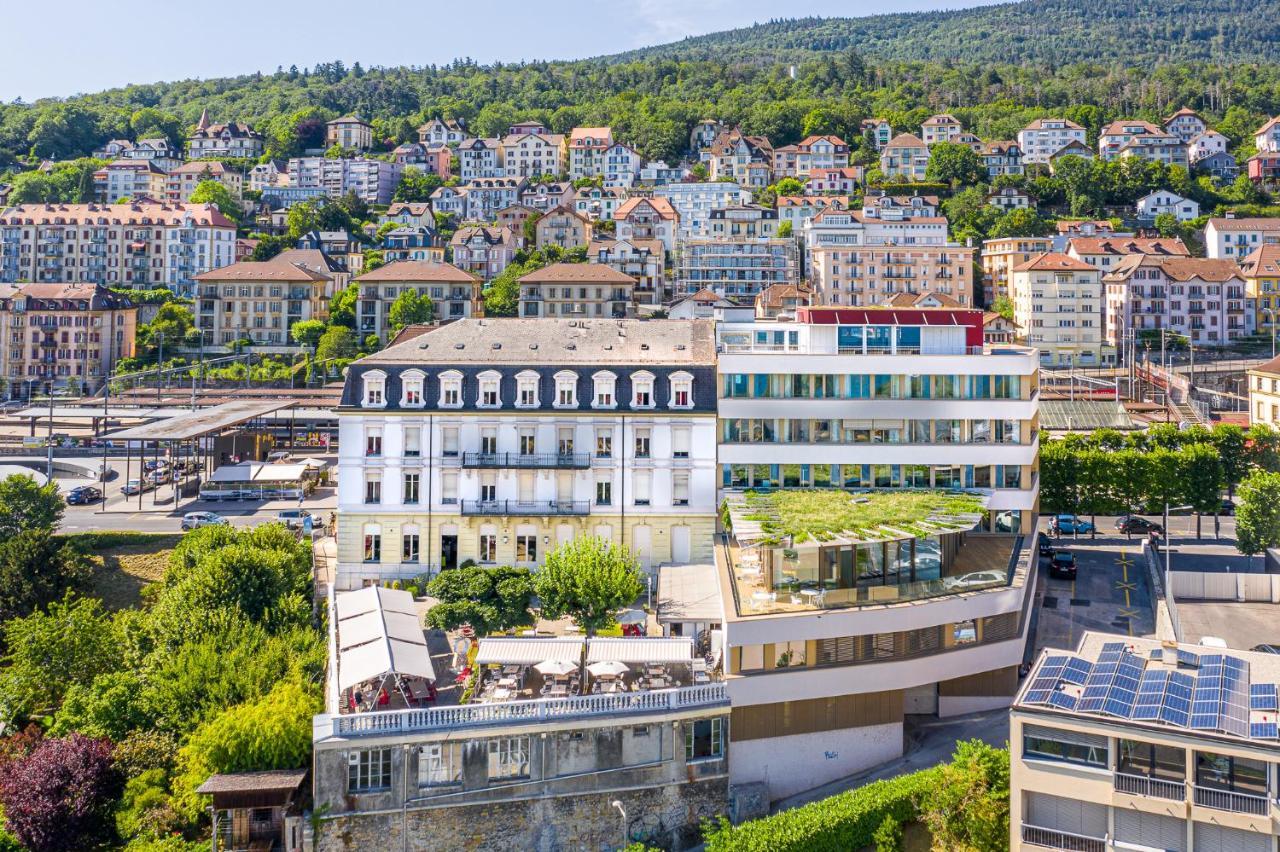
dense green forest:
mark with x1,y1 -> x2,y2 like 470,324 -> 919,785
5,0 -> 1280,175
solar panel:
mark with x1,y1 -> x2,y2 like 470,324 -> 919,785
1251,722 -> 1278,739
1132,703 -> 1162,720
1190,713 -> 1220,729
1063,658 -> 1092,685
1024,689 -> 1052,704
1030,676 -> 1058,692
1160,704 -> 1189,726
1048,691 -> 1078,711
1250,684 -> 1278,712
1099,643 -> 1126,663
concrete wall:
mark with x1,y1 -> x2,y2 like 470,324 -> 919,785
729,722 -> 902,801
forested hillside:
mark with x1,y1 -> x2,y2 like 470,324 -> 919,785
4,0 -> 1280,178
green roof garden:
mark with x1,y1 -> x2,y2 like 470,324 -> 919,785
723,488 -> 989,546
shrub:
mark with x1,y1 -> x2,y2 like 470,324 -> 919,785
874,814 -> 903,851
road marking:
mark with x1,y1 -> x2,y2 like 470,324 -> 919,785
1115,581 -> 1137,592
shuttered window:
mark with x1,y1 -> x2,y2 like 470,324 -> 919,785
1193,822 -> 1272,852
1115,810 -> 1186,852
1023,724 -> 1108,768
1025,792 -> 1106,838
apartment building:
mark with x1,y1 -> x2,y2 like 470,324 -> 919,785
709,307 -> 1039,800
0,282 -> 137,396
566,127 -> 612,180
707,206 -> 779,240
655,182 -> 750,241
880,134 -> 930,181
392,143 -> 450,177
1248,355 -> 1280,428
1204,217 -> 1280,259
286,157 -> 403,205
248,161 -> 285,193
1164,107 -> 1209,143
95,138 -> 183,171
1103,255 -> 1250,348
416,118 -> 468,147
1010,253 -> 1109,366
354,261 -> 482,342
809,240 -> 974,308
326,116 -> 373,151
381,228 -> 442,264
1066,236 -> 1190,275
455,138 -> 502,180
1137,191 -> 1201,222
614,196 -> 681,256
704,129 -> 773,186
1011,634 -> 1280,852
0,202 -> 237,296
602,143 -> 642,187
165,161 -> 243,204
921,114 -> 964,146
1189,130 -> 1229,163
861,119 -> 893,151
533,205 -> 593,250
94,160 -> 167,203
588,238 -> 666,305
776,196 -> 855,232
518,181 -> 573,214
674,239 -> 800,303
573,186 -> 626,221
518,263 -> 635,319
448,226 -> 518,282
981,237 -> 1054,305
500,131 -> 565,178
1118,134 -> 1190,168
188,113 -> 264,160
981,141 -> 1025,177
333,318 -> 719,585
1241,245 -> 1280,343
1017,118 -> 1087,165
461,177 -> 526,222
192,256 -> 333,347
1256,117 -> 1280,153
805,167 -> 861,195
771,135 -> 850,178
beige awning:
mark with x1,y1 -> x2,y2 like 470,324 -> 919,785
474,637 -> 583,666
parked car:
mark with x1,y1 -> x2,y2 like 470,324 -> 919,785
148,470 -> 171,485
1037,532 -> 1054,557
947,570 -> 1007,589
276,509 -> 312,530
1220,498 -> 1236,516
1052,514 -> 1095,535
1252,644 -> 1280,655
181,512 -> 228,531
1049,551 -> 1078,580
1115,515 -> 1164,535
121,478 -> 152,496
267,450 -> 292,463
65,485 -> 101,505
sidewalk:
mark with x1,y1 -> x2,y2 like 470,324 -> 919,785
313,535 -> 336,597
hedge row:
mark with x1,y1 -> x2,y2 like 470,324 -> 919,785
704,764 -> 943,851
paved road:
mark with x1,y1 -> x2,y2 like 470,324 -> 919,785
1035,532 -> 1155,654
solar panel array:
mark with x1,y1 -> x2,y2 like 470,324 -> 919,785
1023,642 -> 1279,742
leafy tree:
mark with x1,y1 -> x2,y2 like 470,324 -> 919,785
187,179 -> 242,221
394,167 -> 444,203
425,566 -> 534,635
925,141 -> 985,187
991,295 -> 1014,322
988,207 -> 1052,238
52,671 -> 150,741
0,475 -> 63,538
1180,443 -> 1224,538
0,733 -> 122,852
776,220 -> 794,238
249,235 -> 288,261
0,532 -> 90,625
137,303 -> 197,358
533,537 -> 643,637
1037,438 -> 1080,515
1152,212 -> 1181,238
0,595 -> 122,722
289,319 -> 326,349
1210,424 -> 1251,495
1248,423 -> 1280,472
328,283 -> 359,329
915,740 -> 1009,852
387,289 -> 435,333
772,177 -> 804,197
1237,471 -> 1280,565
315,326 -> 358,362
483,262 -> 525,317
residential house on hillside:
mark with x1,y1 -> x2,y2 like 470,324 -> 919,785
674,238 -> 799,303
1099,120 -> 1163,160
1117,132 -> 1189,168
449,226 -> 518,281
248,161 -> 285,192
707,205 -> 779,240
637,160 -> 689,185
602,142 -> 641,187
394,144 -> 451,178
518,263 -> 636,318
464,177 -> 527,222
567,127 -> 613,180
1162,107 -> 1208,142
656,182 -> 749,240
495,204 -> 537,237
776,195 -> 855,230
327,116 -> 373,151
589,238 -> 666,305
880,134 -> 929,181
1103,255 -> 1250,347
193,256 -> 333,347
1018,118 -> 1087,165
501,131 -> 565,178
754,282 -> 812,318
1256,116 -> 1280,153
1189,129 -> 1229,162
188,111 -> 264,159
921,114 -> 963,146
428,186 -> 468,220
805,167 -> 860,195
518,181 -> 573,213
705,128 -> 773,187
987,186 -> 1035,211
534,206 -> 592,250
1248,153 -> 1280,186
382,203 -> 435,230
860,118 -> 892,151
1196,150 -> 1239,183
382,227 -> 442,264
572,186 -> 626,221
1239,244 -> 1280,340
981,141 -> 1024,177
94,160 -> 167,203
417,118 -> 468,147
1066,236 -> 1189,274
980,236 -> 1054,305
1135,190 -> 1200,222
952,132 -> 984,154
689,119 -> 723,152
771,135 -> 850,178
456,138 -> 502,180
355,260 -> 482,340
1047,140 -> 1094,171
614,196 -> 680,256
166,161 -> 243,204
667,287 -> 734,318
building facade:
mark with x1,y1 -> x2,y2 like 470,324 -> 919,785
1017,119 -> 1086,165
193,256 -> 333,347
355,261 -> 482,342
333,319 -> 719,587
1249,355 -> 1280,428
327,116 -> 373,151
1103,255 -> 1251,348
518,263 -> 635,319
448,227 -> 518,282
981,237 -> 1054,306
674,239 -> 800,303
589,238 -> 666,305
1010,253 -> 1109,366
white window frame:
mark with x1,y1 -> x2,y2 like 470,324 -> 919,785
438,370 -> 463,408
477,369 -> 502,408
631,370 -> 655,409
553,370 -> 578,408
669,370 -> 694,409
592,370 -> 617,409
418,742 -> 460,787
515,369 -> 540,408
400,369 -> 425,408
362,370 -> 387,408
348,747 -> 392,792
488,737 -> 530,780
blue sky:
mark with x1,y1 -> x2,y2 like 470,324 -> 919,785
1,0 -> 1000,102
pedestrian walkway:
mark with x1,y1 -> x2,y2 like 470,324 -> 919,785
313,535 -> 336,599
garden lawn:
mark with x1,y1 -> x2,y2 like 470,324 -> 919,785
71,533 -> 181,609
736,489 -> 986,543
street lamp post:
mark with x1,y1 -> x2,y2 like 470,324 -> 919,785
610,800 -> 627,849
1265,308 -> 1278,359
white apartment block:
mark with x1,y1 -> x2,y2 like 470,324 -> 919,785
500,132 -> 565,178
1102,255 -> 1251,348
1164,107 -> 1208,143
1018,119 -> 1087,165
416,118 -> 468,147
655,182 -> 751,240
1010,252 -> 1109,367
456,138 -> 503,180
333,319 -> 719,588
0,202 -> 236,297
921,114 -> 963,146
567,127 -> 612,180
1204,217 -> 1280,259
602,143 -> 641,187
1011,634 -> 1280,852
287,157 -> 403,205
1137,191 -> 1200,222
880,134 -> 930,181
711,307 -> 1039,800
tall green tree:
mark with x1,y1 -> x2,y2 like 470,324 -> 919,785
315,326 -> 358,363
187,179 -> 243,222
1237,471 -> 1280,567
1180,443 -> 1224,539
0,475 -> 63,538
924,141 -> 986,187
915,740 -> 1009,852
425,566 -> 534,636
387,289 -> 434,334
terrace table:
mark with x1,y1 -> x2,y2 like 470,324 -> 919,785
548,684 -> 569,698
497,677 -> 518,689
799,588 -> 823,606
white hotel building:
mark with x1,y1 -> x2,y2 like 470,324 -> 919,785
333,319 -> 719,590
704,306 -> 1041,800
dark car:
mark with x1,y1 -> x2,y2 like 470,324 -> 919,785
65,485 -> 101,505
1251,644 -> 1280,655
1038,532 -> 1054,557
1049,551 -> 1078,580
1115,515 -> 1164,535
1220,498 -> 1236,516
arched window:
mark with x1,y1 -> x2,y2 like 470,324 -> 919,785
400,369 -> 425,408
438,370 -> 463,408
362,370 -> 387,408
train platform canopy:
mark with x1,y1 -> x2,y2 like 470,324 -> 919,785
104,400 -> 295,442
1039,399 -> 1136,432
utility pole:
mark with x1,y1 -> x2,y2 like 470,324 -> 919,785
45,388 -> 53,481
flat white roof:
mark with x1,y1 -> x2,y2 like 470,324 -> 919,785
208,462 -> 308,483
657,563 -> 724,624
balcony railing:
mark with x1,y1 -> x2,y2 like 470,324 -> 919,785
1114,772 -> 1186,801
322,683 -> 728,740
1020,825 -> 1106,852
1193,785 -> 1270,816
462,452 -> 590,469
461,500 -> 590,516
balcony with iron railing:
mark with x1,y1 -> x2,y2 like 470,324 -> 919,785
1020,825 -> 1106,852
462,452 -> 590,469
461,500 -> 590,517
1193,784 -> 1271,816
1113,771 -> 1186,801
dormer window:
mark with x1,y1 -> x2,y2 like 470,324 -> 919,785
401,370 -> 425,407
632,371 -> 655,409
516,370 -> 539,408
438,370 -> 462,408
554,371 -> 578,408
592,371 -> 617,408
362,370 -> 387,408
669,371 -> 694,409
478,370 -> 501,408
